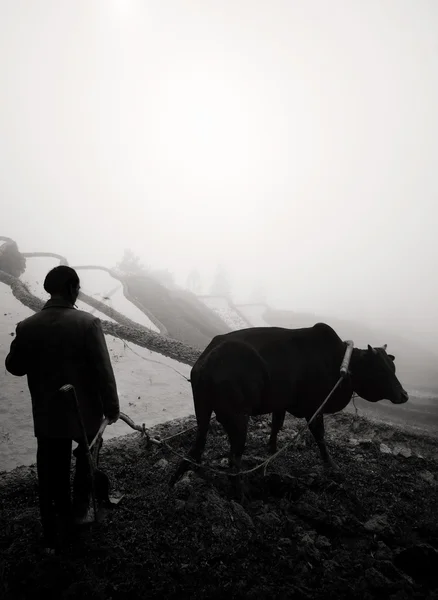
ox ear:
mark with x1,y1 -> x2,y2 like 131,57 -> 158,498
367,344 -> 376,354
388,354 -> 395,361
383,343 -> 387,351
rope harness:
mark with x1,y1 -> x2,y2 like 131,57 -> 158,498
86,340 -> 356,480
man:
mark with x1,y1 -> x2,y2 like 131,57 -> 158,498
5,266 -> 120,553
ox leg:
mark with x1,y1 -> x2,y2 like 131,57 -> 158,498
218,413 -> 249,503
269,410 -> 286,454
169,407 -> 212,487
306,414 -> 338,470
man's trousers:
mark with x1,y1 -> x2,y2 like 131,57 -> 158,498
36,435 -> 96,547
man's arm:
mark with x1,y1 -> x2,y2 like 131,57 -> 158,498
86,318 -> 120,422
5,322 -> 28,377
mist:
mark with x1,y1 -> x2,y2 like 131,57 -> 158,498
1,0 -> 438,352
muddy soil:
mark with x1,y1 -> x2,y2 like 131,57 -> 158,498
1,412 -> 437,599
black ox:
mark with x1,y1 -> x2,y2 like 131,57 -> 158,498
170,323 -> 409,494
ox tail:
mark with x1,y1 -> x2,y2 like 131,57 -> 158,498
169,375 -> 212,487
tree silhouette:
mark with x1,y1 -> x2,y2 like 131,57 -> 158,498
116,249 -> 147,276
116,250 -> 176,288
210,264 -> 232,298
0,241 -> 26,278
186,269 -> 202,294
249,283 -> 267,304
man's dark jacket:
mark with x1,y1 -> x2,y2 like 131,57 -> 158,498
5,299 -> 120,439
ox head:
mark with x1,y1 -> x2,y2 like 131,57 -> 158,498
353,344 -> 409,405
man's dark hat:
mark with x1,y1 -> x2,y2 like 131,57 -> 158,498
43,266 -> 79,295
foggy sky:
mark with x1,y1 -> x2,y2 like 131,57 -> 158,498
1,1 -> 438,349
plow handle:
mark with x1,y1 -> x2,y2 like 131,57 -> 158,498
59,384 -> 98,521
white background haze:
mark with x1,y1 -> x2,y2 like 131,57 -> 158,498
1,0 -> 437,350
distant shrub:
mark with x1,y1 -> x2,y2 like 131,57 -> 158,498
116,249 -> 148,277
0,241 -> 26,278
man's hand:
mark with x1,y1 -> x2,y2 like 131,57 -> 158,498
107,413 -> 120,425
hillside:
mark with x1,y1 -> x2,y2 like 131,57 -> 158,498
198,295 -> 251,330
124,277 -> 230,349
235,302 -> 271,327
